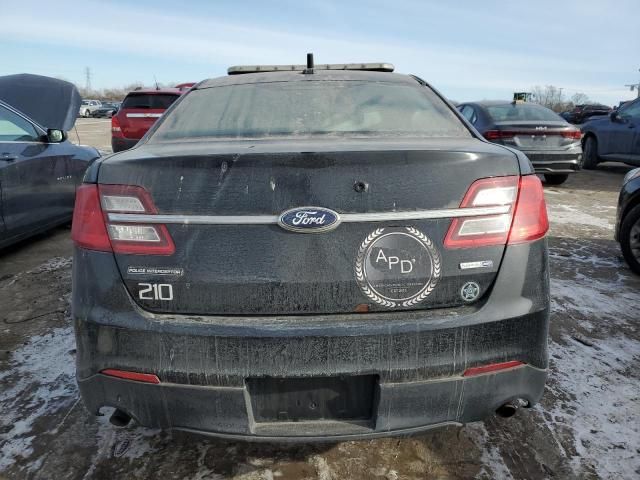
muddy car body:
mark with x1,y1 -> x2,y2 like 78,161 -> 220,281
71,63 -> 550,441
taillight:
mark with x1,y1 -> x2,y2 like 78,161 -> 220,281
444,175 -> 548,249
507,175 -> 549,244
71,184 -> 175,255
561,130 -> 582,140
111,115 -> 123,138
444,176 -> 518,248
71,185 -> 112,251
483,130 -> 515,141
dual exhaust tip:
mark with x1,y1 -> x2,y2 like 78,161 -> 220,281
109,400 -> 530,429
496,398 -> 530,418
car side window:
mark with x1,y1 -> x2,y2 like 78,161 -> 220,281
620,101 -> 640,119
0,105 -> 40,142
460,105 -> 477,124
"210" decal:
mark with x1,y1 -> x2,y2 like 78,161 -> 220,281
138,283 -> 174,301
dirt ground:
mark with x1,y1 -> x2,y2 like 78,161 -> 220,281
1,120 -> 639,479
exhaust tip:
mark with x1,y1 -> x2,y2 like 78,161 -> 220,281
496,403 -> 518,418
109,409 -> 132,427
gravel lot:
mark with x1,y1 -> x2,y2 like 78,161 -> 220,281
1,119 -> 639,479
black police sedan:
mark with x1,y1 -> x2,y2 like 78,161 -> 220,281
616,167 -> 640,274
581,98 -> 640,169
458,101 -> 582,185
71,58 -> 550,441
0,74 -> 100,249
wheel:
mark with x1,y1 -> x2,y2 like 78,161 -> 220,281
543,174 -> 569,185
82,109 -> 90,118
582,135 -> 599,169
620,204 -> 640,275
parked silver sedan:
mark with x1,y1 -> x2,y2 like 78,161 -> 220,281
458,101 -> 582,185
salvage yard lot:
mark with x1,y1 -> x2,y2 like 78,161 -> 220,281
1,120 -> 639,480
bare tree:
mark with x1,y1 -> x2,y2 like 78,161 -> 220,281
530,85 -> 591,112
570,92 -> 590,106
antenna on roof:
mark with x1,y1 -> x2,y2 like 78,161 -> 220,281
304,53 -> 314,74
153,75 -> 160,90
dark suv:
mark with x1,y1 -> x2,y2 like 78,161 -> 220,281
566,104 -> 611,124
111,88 -> 183,152
71,61 -> 550,441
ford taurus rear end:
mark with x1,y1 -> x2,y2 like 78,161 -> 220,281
72,63 -> 550,441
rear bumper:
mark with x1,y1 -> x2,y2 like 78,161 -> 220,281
524,149 -> 582,174
111,137 -> 140,152
73,239 -> 550,440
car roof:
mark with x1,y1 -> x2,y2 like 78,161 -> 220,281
126,88 -> 182,95
464,101 -> 538,107
197,70 -> 419,89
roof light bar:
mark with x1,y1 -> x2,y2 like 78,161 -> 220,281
228,62 -> 395,75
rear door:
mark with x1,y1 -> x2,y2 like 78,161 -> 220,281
118,93 -> 179,140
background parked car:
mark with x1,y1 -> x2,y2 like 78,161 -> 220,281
91,102 -> 120,118
79,99 -> 102,117
564,103 -> 612,124
616,168 -> 640,274
581,98 -> 640,169
0,74 -> 100,249
458,101 -> 582,185
111,88 -> 184,152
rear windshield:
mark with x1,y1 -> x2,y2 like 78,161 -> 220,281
121,93 -> 179,110
486,104 -> 563,122
149,81 -> 471,140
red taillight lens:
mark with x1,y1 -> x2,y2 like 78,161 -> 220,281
444,176 -> 518,249
561,130 -> 582,140
71,184 -> 112,252
507,175 -> 549,244
101,369 -> 160,384
72,183 -> 175,256
463,360 -> 524,377
444,175 -> 548,249
111,115 -> 123,138
483,130 -> 515,141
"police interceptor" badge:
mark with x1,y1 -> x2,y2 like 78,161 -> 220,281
355,227 -> 441,308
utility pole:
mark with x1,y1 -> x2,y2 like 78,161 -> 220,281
624,68 -> 640,99
84,66 -> 92,93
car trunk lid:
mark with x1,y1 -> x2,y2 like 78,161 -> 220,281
98,138 -> 521,315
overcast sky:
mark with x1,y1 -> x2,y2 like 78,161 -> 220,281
2,0 -> 639,105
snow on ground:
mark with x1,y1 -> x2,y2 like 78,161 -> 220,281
542,335 -> 640,479
0,326 -> 76,471
551,276 -> 638,325
465,423 -> 514,480
547,204 -> 612,230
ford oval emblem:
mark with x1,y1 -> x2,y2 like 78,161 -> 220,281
278,206 -> 341,233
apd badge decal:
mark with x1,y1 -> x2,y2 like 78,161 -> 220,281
355,227 -> 441,308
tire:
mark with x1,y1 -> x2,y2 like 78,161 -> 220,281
82,109 -> 90,118
544,174 -> 569,185
582,135 -> 599,169
620,204 -> 640,275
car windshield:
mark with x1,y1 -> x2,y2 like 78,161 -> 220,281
487,104 -> 562,122
121,93 -> 179,109
150,80 -> 471,141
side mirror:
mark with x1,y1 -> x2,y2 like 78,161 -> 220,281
610,111 -> 622,123
47,129 -> 66,143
